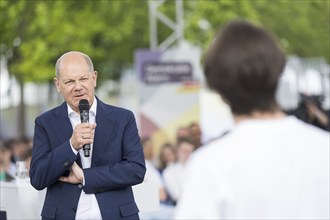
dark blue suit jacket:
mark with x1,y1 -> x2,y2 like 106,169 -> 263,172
30,98 -> 146,220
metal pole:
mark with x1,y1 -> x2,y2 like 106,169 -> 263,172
148,0 -> 184,50
148,1 -> 157,49
176,0 -> 184,44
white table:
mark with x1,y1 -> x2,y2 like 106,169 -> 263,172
0,180 -> 44,220
0,180 -> 158,220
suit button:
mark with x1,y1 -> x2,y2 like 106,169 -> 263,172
72,208 -> 76,213
78,184 -> 83,188
64,161 -> 69,167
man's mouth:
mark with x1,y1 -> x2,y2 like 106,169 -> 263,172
74,94 -> 85,98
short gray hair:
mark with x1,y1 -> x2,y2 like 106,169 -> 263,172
55,51 -> 94,78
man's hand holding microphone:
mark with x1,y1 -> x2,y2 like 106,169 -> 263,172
70,122 -> 96,152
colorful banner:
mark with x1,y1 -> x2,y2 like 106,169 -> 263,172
135,48 -> 200,153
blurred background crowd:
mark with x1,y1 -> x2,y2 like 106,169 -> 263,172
0,136 -> 32,181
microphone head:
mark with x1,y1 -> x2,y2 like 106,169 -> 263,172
78,99 -> 90,112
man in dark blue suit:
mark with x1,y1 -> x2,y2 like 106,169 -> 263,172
30,51 -> 146,219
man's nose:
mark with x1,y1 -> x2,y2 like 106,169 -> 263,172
74,81 -> 83,90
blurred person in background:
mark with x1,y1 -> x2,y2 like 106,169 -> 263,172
141,137 -> 155,163
175,126 -> 191,144
140,137 -> 174,220
175,20 -> 329,219
0,140 -> 15,181
2,139 -> 17,178
22,148 -> 33,176
23,136 -> 34,150
29,51 -> 145,220
163,138 -> 196,205
188,122 -> 202,148
158,142 -> 176,173
11,137 -> 30,163
5,137 -> 33,180
141,137 -> 168,201
288,94 -> 330,131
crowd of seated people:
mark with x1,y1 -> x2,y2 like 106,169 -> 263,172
0,137 -> 33,182
139,122 -> 203,219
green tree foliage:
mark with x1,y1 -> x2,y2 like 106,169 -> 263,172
253,0 -> 330,62
0,0 -> 150,83
1,0 -> 328,138
0,0 -> 151,138
0,0 -> 329,84
184,0 -> 329,62
184,0 -> 259,49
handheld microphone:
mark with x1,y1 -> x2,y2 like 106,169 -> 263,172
78,99 -> 91,157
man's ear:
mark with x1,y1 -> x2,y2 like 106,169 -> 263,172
54,77 -> 61,93
93,71 -> 98,88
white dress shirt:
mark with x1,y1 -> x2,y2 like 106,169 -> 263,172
175,116 -> 329,219
68,97 -> 102,220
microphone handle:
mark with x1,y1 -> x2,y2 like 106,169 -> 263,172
83,144 -> 90,157
80,110 -> 90,157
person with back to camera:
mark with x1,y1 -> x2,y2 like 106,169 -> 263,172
29,51 -> 146,220
174,20 -> 329,219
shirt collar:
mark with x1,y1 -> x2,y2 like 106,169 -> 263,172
67,96 -> 97,117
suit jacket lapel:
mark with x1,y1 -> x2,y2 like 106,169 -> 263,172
92,99 -> 114,166
51,102 -> 73,146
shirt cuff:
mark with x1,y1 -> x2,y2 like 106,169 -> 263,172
82,172 -> 86,185
69,139 -> 79,155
